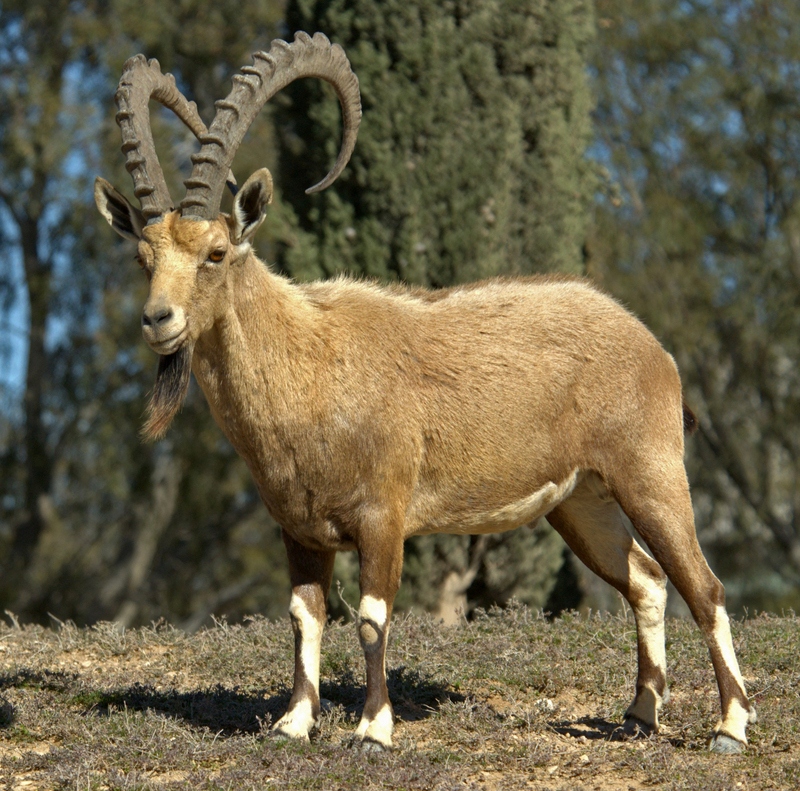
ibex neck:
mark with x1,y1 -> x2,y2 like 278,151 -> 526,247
191,254 -> 319,451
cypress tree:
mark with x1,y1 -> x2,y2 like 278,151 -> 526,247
273,0 -> 596,283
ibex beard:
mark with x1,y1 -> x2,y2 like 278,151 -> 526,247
142,344 -> 194,441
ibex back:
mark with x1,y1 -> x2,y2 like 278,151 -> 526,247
95,31 -> 754,754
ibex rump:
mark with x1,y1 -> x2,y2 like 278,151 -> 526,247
95,32 -> 754,754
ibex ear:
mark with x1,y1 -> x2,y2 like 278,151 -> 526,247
230,168 -> 273,244
95,177 -> 145,242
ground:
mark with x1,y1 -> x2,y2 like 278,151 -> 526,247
0,605 -> 798,790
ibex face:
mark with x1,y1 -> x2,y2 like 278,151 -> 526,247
137,216 -> 203,357
105,169 -> 274,357
139,214 -> 228,356
94,32 -> 361,439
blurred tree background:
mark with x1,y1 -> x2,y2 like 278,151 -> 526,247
590,0 -> 800,613
0,0 -> 797,628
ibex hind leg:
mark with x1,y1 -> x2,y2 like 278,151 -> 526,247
611,463 -> 754,752
547,472 -> 669,734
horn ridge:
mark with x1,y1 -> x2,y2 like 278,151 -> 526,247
180,31 -> 362,220
114,56 -> 222,222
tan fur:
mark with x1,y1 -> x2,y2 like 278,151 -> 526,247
96,176 -> 753,752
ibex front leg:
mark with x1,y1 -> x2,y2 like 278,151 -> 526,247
354,535 -> 404,750
273,530 -> 335,740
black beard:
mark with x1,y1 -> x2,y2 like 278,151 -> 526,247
141,344 -> 194,441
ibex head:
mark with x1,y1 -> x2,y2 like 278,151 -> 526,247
95,32 -> 361,439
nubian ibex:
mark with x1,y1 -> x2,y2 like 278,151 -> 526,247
95,32 -> 754,753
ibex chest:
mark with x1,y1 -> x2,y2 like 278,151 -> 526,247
197,384 -> 374,549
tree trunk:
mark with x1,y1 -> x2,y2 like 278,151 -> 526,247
13,213 -> 53,569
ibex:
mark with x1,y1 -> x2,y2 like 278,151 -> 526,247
95,32 -> 754,753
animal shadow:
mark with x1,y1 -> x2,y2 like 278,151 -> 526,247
549,715 -> 686,747
322,665 -> 465,723
389,666 -> 465,722
550,715 -> 625,741
74,666 -> 462,735
79,682 -> 282,734
0,669 -> 79,728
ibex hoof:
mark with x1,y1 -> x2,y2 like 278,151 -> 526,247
709,733 -> 746,754
270,727 -> 310,743
359,736 -> 391,753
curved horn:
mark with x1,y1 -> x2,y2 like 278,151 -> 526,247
115,56 -> 236,223
181,31 -> 362,221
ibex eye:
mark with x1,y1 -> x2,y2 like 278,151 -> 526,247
208,249 -> 225,263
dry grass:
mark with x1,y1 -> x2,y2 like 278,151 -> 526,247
0,605 -> 797,790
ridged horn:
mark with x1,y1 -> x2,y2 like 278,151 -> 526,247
115,56 -> 236,224
180,31 -> 362,220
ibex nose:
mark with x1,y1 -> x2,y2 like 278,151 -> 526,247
142,304 -> 174,327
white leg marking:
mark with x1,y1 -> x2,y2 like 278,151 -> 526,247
273,697 -> 315,740
355,712 -> 370,739
625,687 -> 661,728
356,703 -> 394,747
290,593 -> 323,691
359,595 -> 388,629
359,594 -> 388,647
713,604 -> 746,690
714,698 -> 751,744
634,589 -> 667,673
272,594 -> 324,739
627,563 -> 668,727
356,596 -> 393,746
712,604 -> 750,742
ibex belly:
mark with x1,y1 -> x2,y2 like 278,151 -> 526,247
410,468 -> 581,537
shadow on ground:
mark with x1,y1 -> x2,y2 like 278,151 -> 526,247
0,664 -> 465,735
0,669 -> 79,728
550,715 -> 687,748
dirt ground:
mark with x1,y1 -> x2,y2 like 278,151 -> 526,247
0,609 -> 797,790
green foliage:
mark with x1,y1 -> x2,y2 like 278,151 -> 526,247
399,528 -> 566,613
275,0 -> 596,283
2,0 -> 599,627
0,0 -> 289,627
2,0 -> 598,628
16,0 -> 790,630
